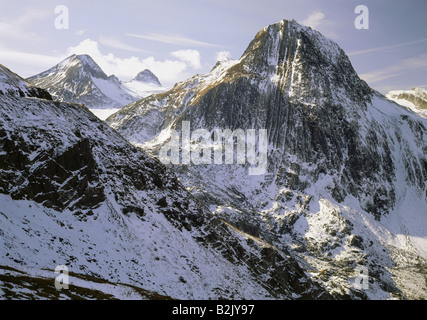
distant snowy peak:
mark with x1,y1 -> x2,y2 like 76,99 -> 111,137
133,69 -> 161,86
386,87 -> 427,118
35,54 -> 108,81
27,54 -> 135,109
0,64 -> 52,100
122,69 -> 167,101
62,54 -> 108,79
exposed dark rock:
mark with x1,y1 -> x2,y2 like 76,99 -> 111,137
348,234 -> 364,249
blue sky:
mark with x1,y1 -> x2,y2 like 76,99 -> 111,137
0,0 -> 426,92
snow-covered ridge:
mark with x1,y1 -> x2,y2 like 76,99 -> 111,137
0,64 -> 51,99
386,87 -> 427,119
123,80 -> 168,100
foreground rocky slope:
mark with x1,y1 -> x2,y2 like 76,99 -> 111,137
107,19 -> 427,299
0,64 -> 331,299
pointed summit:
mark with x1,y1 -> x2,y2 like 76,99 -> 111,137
107,17 -> 424,221
133,69 -> 161,86
233,19 -> 370,103
69,54 -> 109,79
41,54 -> 109,81
121,69 -> 166,100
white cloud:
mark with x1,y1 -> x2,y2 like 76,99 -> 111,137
67,39 -> 144,79
170,50 -> 201,69
99,36 -> 150,53
360,53 -> 427,84
300,11 -> 338,39
0,7 -> 51,42
0,22 -> 32,42
14,7 -> 52,28
127,32 -> 219,48
141,56 -> 188,85
67,39 -> 105,63
0,49 -> 62,78
301,11 -> 325,30
216,50 -> 232,62
75,29 -> 86,36
348,38 -> 427,56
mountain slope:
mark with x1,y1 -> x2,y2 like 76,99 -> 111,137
386,87 -> 427,118
106,19 -> 427,299
0,64 -> 331,300
0,64 -> 52,100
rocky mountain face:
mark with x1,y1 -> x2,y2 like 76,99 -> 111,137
107,20 -> 427,299
0,64 -> 332,299
387,87 -> 427,118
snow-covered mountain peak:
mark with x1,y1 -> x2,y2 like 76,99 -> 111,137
412,87 -> 427,96
53,54 -> 109,80
74,54 -> 105,73
240,19 -> 338,68
106,19 -> 427,299
26,55 -> 167,115
233,18 -> 369,106
133,69 -> 161,86
121,70 -> 167,102
27,54 -> 136,110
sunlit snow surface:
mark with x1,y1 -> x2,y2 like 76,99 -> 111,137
89,108 -> 120,120
386,88 -> 427,119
